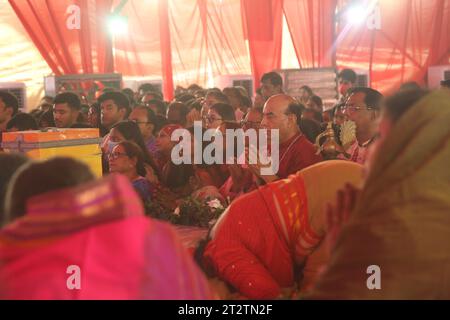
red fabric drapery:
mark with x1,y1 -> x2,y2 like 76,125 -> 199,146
283,0 -> 337,68
112,0 -> 249,91
197,0 -> 250,80
241,0 -> 283,92
112,0 -> 162,78
168,0 -> 249,88
8,0 -> 114,75
8,0 -> 450,98
335,0 -> 450,94
166,0 -> 208,86
158,0 -> 174,101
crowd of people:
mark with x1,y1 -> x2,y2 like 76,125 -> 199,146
0,68 -> 449,299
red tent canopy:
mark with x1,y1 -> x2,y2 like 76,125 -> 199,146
8,0 -> 450,100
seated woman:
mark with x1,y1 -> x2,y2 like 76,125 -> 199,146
205,103 -> 236,130
200,160 -> 364,299
306,89 -> 450,299
187,126 -> 229,190
156,124 -> 196,198
184,122 -> 251,204
105,120 -> 160,184
199,105 -> 236,188
216,121 -> 255,203
222,87 -> 247,122
0,158 -> 213,299
109,141 -> 154,204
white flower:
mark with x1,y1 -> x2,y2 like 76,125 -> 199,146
173,207 -> 181,216
207,199 -> 223,210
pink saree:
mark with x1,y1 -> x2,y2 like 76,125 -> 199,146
0,174 -> 213,300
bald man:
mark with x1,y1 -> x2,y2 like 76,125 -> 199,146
252,94 -> 322,183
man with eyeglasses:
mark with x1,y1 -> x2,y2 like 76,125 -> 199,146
249,94 -> 322,184
342,87 -> 383,164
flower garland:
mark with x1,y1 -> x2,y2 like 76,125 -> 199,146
144,184 -> 227,228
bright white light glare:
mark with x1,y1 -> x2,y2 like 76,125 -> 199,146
107,15 -> 128,36
346,5 -> 367,25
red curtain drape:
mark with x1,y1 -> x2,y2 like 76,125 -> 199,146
8,0 -> 450,98
241,0 -> 283,91
112,0 -> 249,92
167,0 -> 249,88
197,0 -> 250,79
158,0 -> 174,101
166,0 -> 208,87
8,0 -> 114,75
335,0 -> 450,94
112,0 -> 162,78
283,0 -> 337,68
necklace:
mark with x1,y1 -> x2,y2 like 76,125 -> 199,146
280,133 -> 302,164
